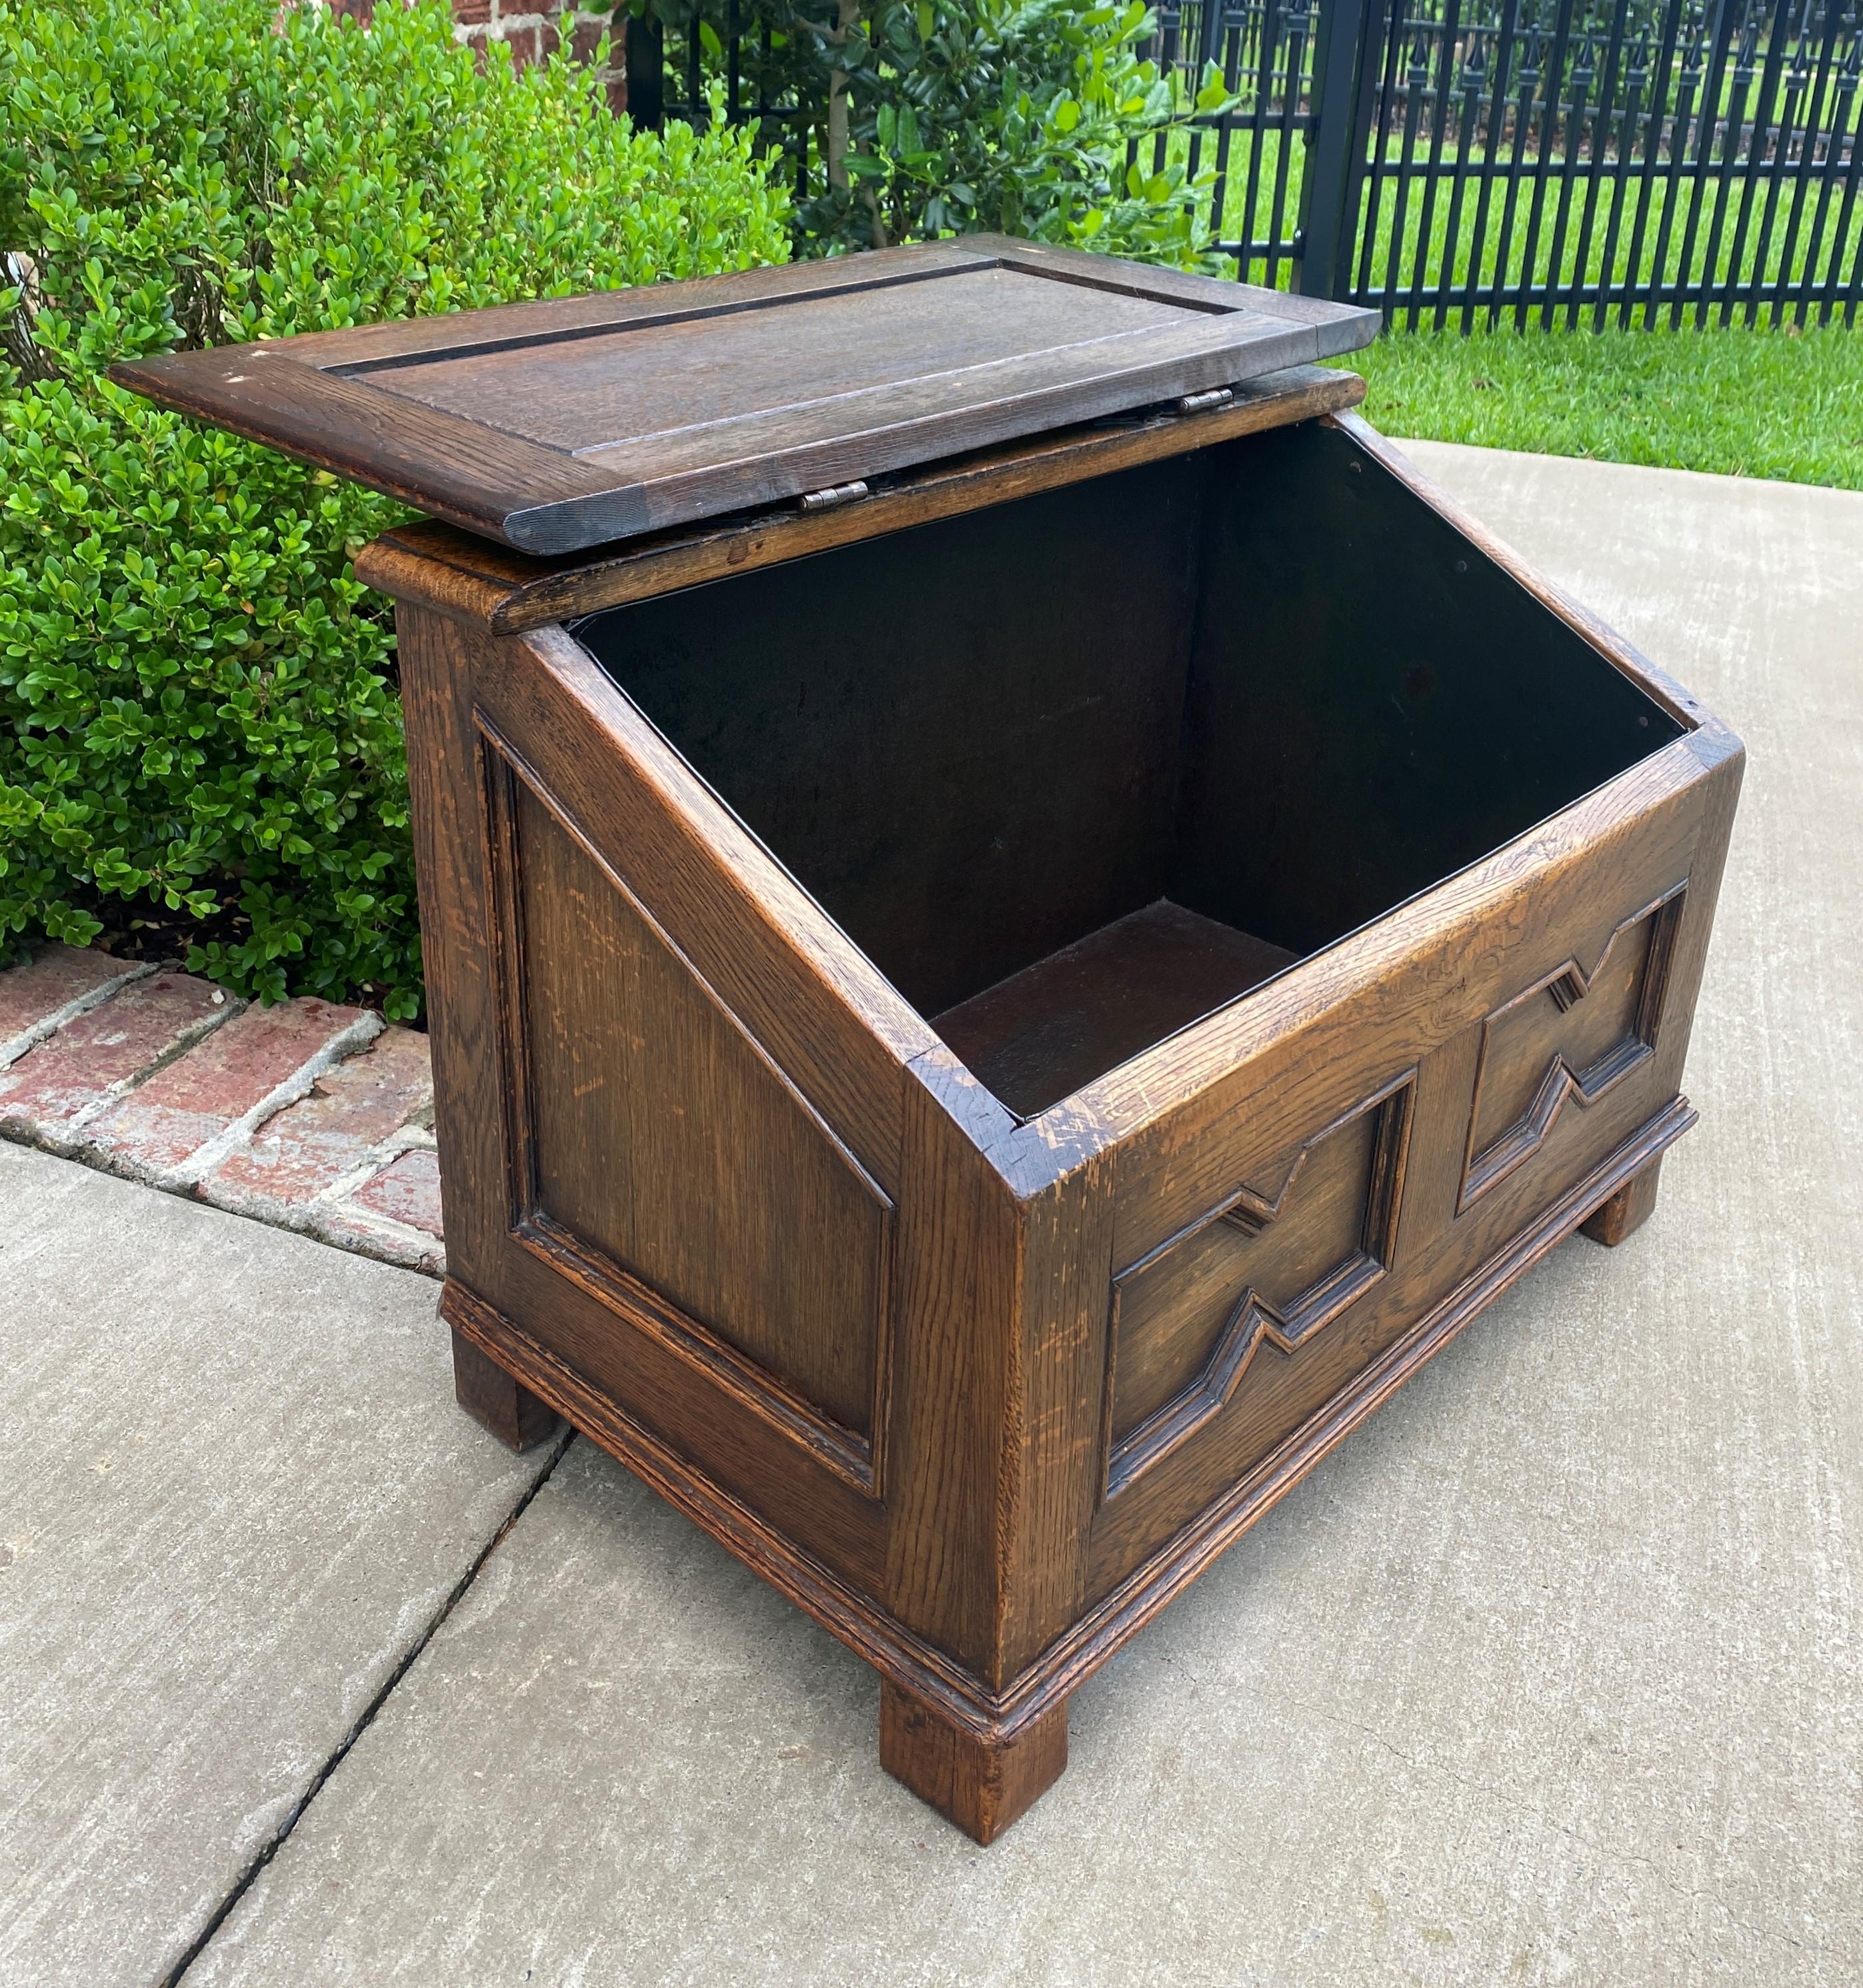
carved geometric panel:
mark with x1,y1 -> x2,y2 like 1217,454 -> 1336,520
480,730 -> 893,1493
1102,1074 -> 1413,1500
1460,882 -> 1686,1212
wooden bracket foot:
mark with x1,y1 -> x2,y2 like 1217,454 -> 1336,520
1580,1156 -> 1664,1248
879,1681 -> 1068,1844
451,1324 -> 562,1451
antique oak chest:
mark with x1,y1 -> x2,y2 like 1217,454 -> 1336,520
118,239 -> 1742,1843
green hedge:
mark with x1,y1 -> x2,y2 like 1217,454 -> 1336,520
0,0 -> 790,1016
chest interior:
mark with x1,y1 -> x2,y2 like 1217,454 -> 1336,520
571,419 -> 1684,1119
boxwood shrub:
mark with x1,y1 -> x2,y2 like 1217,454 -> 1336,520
0,0 -> 790,1016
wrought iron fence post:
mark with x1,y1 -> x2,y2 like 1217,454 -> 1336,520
625,11 -> 666,131
1296,0 -> 1378,298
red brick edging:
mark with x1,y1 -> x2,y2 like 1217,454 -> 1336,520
0,944 -> 444,1276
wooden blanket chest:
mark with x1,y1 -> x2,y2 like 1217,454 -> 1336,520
117,240 -> 1742,1843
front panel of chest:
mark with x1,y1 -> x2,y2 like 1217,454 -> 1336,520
1084,778 -> 1724,1599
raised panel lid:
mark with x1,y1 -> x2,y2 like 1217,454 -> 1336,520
111,236 -> 1378,555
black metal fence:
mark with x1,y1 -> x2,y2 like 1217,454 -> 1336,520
1312,0 -> 1863,324
628,0 -> 1863,323
1134,0 -> 1324,285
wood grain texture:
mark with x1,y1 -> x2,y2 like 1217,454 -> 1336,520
373,266 -> 1213,459
482,740 -> 895,1482
572,462 -> 1204,1022
1631,724 -> 1746,1136
437,1275 -> 1033,1736
243,241 -> 999,366
880,1054 -> 1025,1678
371,389 -> 1740,1845
450,1325 -> 561,1452
439,1096 -> 1698,1739
879,1679 -> 1068,1845
111,243 -> 1376,553
395,600 -> 509,1294
1579,1156 -> 1664,1245
964,235 -> 1380,351
110,346 -> 629,545
1104,1074 -> 1412,1501
1460,883 -> 1686,1211
1172,417 -> 1688,965
478,625 -> 931,1191
934,902 -> 1297,1119
1086,734 -> 1711,1270
353,365 -> 1366,630
1052,1094 -> 1700,1697
996,1130 -> 1119,1681
399,605 -> 895,1597
1080,808 -> 1715,1588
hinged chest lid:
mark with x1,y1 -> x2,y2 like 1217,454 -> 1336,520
112,237 -> 1378,556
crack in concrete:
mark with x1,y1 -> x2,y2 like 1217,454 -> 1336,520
159,1427 -> 577,1988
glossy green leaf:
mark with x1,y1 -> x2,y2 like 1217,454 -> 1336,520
0,0 -> 791,1012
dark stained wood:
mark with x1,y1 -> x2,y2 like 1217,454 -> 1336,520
439,1273 -> 1026,1727
271,240 -> 1000,365
1460,884 -> 1686,1212
114,347 -> 628,546
880,1053 -> 1026,1676
563,419 -> 1696,1108
1081,733 -> 1720,1262
398,607 -> 900,1593
879,1680 -> 1069,1845
437,1101 -> 1698,1781
974,237 -> 1376,335
355,364 -> 1366,632
490,750 -> 895,1470
479,624 -> 933,1191
147,304 -> 1743,1847
111,240 -> 1377,554
1104,1076 -> 1409,1501
1135,761 -> 1733,1163
370,269 -> 1208,458
1172,417 -> 1689,962
451,1324 -> 561,1452
390,411 -> 1740,1835
994,1131 -> 1118,1680
573,460 -> 1206,1022
1026,1094 -> 1701,1708
1078,736 -> 1741,1591
1332,413 -> 1719,734
1580,1154 -> 1665,1244
934,901 -> 1297,1118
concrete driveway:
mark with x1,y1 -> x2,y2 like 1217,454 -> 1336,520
3,443 -> 1858,1988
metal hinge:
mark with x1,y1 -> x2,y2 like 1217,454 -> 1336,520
1175,387 -> 1236,417
798,480 -> 870,512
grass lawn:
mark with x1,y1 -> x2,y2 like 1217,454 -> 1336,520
1164,123 -> 1863,490
1174,123 -> 1863,310
1329,322 -> 1863,490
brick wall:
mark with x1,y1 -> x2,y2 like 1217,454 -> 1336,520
323,0 -> 627,104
